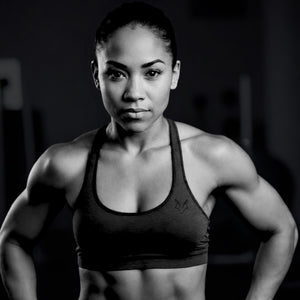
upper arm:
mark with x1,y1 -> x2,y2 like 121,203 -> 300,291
0,147 -> 67,249
226,176 -> 294,234
214,137 -> 296,234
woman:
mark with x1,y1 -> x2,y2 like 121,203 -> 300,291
0,2 -> 298,300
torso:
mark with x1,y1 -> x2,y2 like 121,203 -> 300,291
51,119 -> 221,300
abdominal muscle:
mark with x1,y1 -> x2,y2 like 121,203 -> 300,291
78,264 -> 207,300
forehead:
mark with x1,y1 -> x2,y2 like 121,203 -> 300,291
97,25 -> 172,66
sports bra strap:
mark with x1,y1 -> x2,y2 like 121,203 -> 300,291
167,119 -> 186,186
77,126 -> 107,204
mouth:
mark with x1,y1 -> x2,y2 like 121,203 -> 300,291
120,108 -> 150,120
121,108 -> 150,113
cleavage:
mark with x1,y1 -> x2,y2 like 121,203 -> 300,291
95,147 -> 172,213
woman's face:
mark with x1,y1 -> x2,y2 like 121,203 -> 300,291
93,25 -> 180,132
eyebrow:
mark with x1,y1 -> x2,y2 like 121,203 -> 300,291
106,59 -> 165,70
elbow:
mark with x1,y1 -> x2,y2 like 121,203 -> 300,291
273,215 -> 298,251
0,229 -> 10,256
292,222 -> 298,250
0,230 -> 33,255
0,230 -> 8,263
284,216 -> 298,251
0,229 -> 6,252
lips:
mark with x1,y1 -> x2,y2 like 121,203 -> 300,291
121,108 -> 150,113
120,107 -> 150,120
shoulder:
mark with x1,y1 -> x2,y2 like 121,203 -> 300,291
174,120 -> 230,163
26,129 -> 99,192
175,121 -> 258,189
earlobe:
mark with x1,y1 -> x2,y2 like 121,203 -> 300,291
91,59 -> 100,90
171,60 -> 181,90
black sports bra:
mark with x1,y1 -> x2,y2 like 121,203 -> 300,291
72,119 -> 209,271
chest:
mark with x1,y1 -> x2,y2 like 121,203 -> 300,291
95,144 -> 216,215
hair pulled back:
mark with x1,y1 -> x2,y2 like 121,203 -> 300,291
95,1 -> 177,68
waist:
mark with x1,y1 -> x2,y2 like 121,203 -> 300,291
78,265 -> 207,300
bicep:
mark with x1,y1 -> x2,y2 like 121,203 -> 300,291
225,176 -> 293,234
0,145 -> 72,248
212,137 -> 294,234
1,186 -> 65,248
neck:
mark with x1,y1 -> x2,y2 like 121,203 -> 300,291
106,117 -> 169,154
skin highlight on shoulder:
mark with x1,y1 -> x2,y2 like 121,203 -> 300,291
26,129 -> 99,206
175,121 -> 229,162
175,121 -> 259,190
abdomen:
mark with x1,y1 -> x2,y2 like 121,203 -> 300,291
78,265 -> 207,300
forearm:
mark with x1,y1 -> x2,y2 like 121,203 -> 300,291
246,225 -> 298,300
0,240 -> 37,300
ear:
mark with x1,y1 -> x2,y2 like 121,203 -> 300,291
91,59 -> 100,90
171,60 -> 181,90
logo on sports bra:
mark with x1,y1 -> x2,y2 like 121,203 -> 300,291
175,199 -> 188,214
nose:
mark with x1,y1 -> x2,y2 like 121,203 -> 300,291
123,76 -> 145,102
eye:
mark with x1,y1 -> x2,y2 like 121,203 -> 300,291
106,69 -> 125,81
145,69 -> 162,79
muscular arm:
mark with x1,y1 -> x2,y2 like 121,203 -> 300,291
214,138 -> 298,300
227,177 -> 297,300
0,149 -> 66,300
0,192 -> 38,300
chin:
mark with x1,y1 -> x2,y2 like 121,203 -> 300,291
117,117 -> 157,133
121,120 -> 149,133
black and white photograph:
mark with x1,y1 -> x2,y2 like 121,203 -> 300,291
0,1 -> 299,299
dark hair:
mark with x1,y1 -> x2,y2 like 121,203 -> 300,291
95,1 -> 177,68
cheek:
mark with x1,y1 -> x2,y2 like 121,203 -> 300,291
149,77 -> 172,105
99,86 -> 119,116
100,82 -> 123,103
